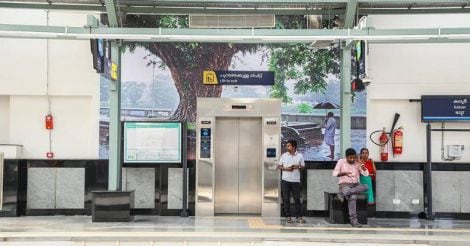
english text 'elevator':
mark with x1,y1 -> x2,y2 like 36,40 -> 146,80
196,98 -> 281,217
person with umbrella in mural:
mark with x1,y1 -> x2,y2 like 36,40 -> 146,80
324,112 -> 337,160
313,102 -> 339,160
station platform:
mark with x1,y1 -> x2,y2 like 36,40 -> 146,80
0,216 -> 470,245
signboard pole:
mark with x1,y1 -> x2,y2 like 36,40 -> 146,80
108,41 -> 122,191
425,123 -> 434,220
181,122 -> 189,217
340,41 -> 352,158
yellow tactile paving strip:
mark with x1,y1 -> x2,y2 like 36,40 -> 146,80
248,218 -> 282,229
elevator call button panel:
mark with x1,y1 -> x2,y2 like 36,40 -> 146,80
200,128 -> 212,158
266,148 -> 276,158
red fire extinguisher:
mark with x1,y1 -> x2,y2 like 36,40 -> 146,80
45,114 -> 54,129
379,128 -> 389,161
393,127 -> 403,155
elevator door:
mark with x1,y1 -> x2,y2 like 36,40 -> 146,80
215,117 -> 262,215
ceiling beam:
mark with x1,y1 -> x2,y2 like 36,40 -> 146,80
104,0 -> 120,27
122,0 -> 348,3
344,0 -> 358,28
2,1 -> 470,15
0,2 -> 105,11
2,24 -> 470,43
122,6 -> 343,15
0,2 -> 343,15
358,0 -> 470,3
369,38 -> 470,44
360,8 -> 470,15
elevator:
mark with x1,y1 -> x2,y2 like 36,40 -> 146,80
214,118 -> 262,215
196,98 -> 281,217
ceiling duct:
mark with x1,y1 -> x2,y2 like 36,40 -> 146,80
189,15 -> 275,28
307,15 -> 335,49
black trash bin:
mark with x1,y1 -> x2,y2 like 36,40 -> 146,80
91,190 -> 135,222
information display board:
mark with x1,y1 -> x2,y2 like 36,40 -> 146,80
124,121 -> 182,163
421,95 -> 470,122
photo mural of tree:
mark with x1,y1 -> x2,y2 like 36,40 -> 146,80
99,14 -> 366,160
123,15 -> 340,122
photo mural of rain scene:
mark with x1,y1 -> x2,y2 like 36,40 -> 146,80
99,15 -> 366,161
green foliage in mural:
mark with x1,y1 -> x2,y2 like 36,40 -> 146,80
268,44 -> 339,103
297,102 -> 313,113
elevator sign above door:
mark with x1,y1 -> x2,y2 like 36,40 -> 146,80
422,95 -> 470,122
203,71 -> 274,85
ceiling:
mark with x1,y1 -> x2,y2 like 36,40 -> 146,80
0,0 -> 469,16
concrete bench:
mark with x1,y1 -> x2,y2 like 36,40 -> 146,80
324,192 -> 368,225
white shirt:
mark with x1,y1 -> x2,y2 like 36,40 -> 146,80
325,117 -> 336,140
279,151 -> 305,183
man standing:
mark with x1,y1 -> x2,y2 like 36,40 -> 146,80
332,148 -> 369,227
278,140 -> 306,224
324,112 -> 336,160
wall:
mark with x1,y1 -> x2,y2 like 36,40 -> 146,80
366,14 -> 470,162
0,96 -> 9,143
0,9 -> 99,159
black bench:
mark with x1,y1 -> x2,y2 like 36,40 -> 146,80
324,192 -> 368,225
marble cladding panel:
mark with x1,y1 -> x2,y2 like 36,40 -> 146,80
306,170 -> 339,210
55,168 -> 85,209
168,168 -> 184,209
394,171 -> 423,212
125,168 -> 155,209
460,172 -> 470,213
432,171 -> 461,213
376,170 -> 395,212
27,168 -> 56,209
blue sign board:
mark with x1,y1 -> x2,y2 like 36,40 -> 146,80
421,95 -> 470,122
203,71 -> 274,86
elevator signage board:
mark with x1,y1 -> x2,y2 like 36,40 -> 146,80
421,95 -> 470,122
124,122 -> 181,163
203,71 -> 274,85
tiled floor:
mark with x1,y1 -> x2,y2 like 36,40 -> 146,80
1,216 -> 470,245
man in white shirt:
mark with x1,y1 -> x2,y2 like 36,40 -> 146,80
324,112 -> 336,160
332,148 -> 369,227
278,140 -> 306,224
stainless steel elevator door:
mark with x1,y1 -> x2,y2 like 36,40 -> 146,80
238,118 -> 262,214
214,118 -> 239,214
214,117 -> 262,215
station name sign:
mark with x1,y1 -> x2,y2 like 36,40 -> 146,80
421,95 -> 470,122
203,71 -> 274,86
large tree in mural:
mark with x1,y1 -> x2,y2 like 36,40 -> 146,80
124,15 -> 340,121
